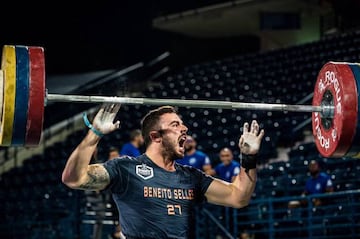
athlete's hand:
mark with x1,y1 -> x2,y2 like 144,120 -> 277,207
92,103 -> 121,135
239,120 -> 265,155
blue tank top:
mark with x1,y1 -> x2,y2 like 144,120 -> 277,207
214,161 -> 240,183
120,142 -> 141,157
176,151 -> 211,171
305,172 -> 333,194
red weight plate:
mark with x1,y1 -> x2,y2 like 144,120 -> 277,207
25,46 -> 45,146
312,62 -> 358,158
346,63 -> 360,158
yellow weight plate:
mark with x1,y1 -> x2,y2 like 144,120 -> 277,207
0,45 -> 16,146
0,70 -> 3,123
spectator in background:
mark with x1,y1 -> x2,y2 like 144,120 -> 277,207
176,135 -> 213,174
209,147 -> 241,236
120,129 -> 144,157
284,160 -> 334,238
295,160 -> 334,237
210,147 -> 240,183
108,146 -> 120,160
302,159 -> 334,206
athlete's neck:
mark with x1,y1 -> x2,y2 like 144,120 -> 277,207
145,149 -> 176,172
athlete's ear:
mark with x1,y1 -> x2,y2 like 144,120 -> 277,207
149,130 -> 162,143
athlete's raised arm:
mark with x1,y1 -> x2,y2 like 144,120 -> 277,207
205,120 -> 264,208
62,103 -> 121,191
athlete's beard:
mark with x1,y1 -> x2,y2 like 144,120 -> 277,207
161,135 -> 183,161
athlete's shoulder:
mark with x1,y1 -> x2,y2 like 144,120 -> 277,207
176,163 -> 213,182
175,162 -> 200,173
106,154 -> 143,165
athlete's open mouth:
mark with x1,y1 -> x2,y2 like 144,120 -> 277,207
178,135 -> 187,148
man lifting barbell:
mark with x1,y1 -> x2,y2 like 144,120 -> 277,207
2,44 -> 360,160
2,43 -> 360,238
61,104 -> 265,239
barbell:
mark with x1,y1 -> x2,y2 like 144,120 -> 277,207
0,44 -> 359,158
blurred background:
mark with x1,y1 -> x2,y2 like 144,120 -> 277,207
1,0 -> 360,238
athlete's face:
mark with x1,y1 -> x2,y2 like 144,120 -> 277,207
158,113 -> 188,160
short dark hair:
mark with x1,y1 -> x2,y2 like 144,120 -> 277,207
141,106 -> 178,147
129,129 -> 142,141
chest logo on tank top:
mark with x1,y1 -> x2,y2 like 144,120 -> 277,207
136,163 -> 154,180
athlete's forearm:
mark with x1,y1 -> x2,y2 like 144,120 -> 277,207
205,168 -> 256,208
232,152 -> 258,204
61,130 -> 100,188
232,167 -> 257,205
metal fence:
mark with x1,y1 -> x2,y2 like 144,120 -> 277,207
196,189 -> 360,239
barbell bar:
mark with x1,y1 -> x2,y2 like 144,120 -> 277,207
1,44 -> 359,159
46,93 -> 326,113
